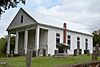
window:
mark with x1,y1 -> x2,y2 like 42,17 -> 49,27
21,15 -> 23,23
56,33 -> 60,37
77,37 -> 80,40
67,35 -> 71,49
56,33 -> 60,45
85,39 -> 88,50
77,37 -> 80,49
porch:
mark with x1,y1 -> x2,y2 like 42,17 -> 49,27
7,25 -> 48,56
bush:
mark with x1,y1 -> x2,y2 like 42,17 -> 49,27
0,35 -> 15,57
0,37 -> 7,57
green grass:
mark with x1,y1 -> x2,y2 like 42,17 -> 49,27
0,55 -> 100,67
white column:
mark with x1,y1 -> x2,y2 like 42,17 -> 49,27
7,32 -> 10,54
14,31 -> 19,54
35,27 -> 40,56
24,30 -> 28,54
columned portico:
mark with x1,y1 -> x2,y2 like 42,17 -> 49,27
7,32 -> 11,55
7,24 -> 48,56
24,30 -> 28,54
35,27 -> 40,56
14,31 -> 19,54
7,26 -> 48,56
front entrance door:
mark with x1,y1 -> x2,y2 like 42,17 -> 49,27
43,49 -> 46,56
58,47 -> 64,53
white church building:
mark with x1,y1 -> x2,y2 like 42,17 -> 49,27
6,8 -> 93,56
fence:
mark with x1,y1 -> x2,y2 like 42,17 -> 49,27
56,61 -> 100,67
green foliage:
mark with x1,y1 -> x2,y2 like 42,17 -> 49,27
92,30 -> 100,47
0,0 -> 25,17
0,37 -> 7,57
10,36 -> 15,52
0,55 -> 100,67
0,35 -> 15,57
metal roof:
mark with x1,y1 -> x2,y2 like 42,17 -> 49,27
22,8 -> 92,36
7,8 -> 92,36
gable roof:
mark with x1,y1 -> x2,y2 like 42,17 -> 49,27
7,8 -> 92,36
22,8 -> 92,36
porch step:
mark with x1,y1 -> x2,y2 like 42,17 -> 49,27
54,53 -> 68,57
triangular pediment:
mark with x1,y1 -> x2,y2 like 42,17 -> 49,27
7,8 -> 37,30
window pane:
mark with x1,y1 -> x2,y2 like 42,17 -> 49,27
68,40 -> 70,45
85,39 -> 88,50
56,38 -> 60,45
77,37 -> 80,40
56,33 -> 60,45
67,35 -> 71,49
68,35 -> 70,39
77,37 -> 80,49
85,43 -> 88,50
56,33 -> 60,37
77,41 -> 80,49
86,39 -> 88,42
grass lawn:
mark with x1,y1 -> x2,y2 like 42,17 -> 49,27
0,55 -> 100,67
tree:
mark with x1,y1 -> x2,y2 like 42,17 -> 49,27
10,35 -> 15,52
92,30 -> 100,47
0,37 -> 7,57
0,35 -> 15,57
0,0 -> 26,17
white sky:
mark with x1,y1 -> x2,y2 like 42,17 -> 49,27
0,0 -> 100,38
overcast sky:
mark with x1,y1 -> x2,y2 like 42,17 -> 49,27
0,0 -> 100,38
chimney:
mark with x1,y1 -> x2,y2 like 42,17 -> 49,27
63,23 -> 67,44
